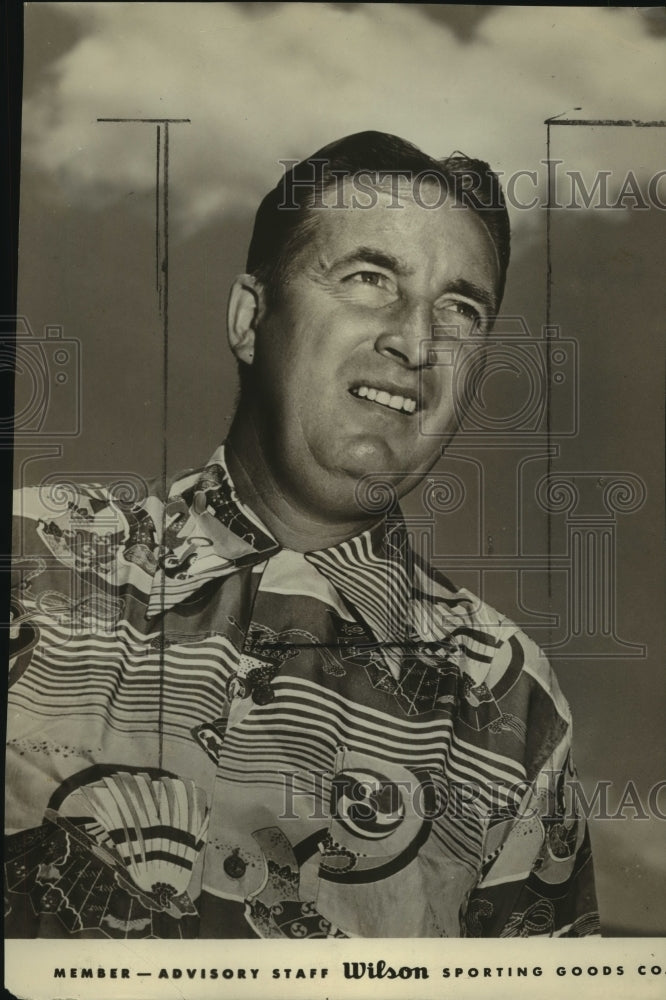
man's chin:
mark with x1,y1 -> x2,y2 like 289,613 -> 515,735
332,440 -> 396,479
336,435 -> 437,474
327,440 -> 435,511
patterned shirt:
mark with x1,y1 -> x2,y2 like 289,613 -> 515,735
6,445 -> 599,939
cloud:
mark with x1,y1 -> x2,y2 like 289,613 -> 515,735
23,3 -> 666,234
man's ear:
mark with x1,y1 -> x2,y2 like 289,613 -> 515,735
227,274 -> 264,365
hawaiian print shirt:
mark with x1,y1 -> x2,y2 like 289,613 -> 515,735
6,445 -> 599,939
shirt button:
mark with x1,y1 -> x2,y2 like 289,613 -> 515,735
223,851 -> 247,879
193,490 -> 208,514
251,683 -> 274,705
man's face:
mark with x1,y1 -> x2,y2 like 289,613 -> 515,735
243,180 -> 500,520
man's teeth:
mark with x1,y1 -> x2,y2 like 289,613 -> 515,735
354,385 -> 416,413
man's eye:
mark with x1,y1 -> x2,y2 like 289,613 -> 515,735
437,299 -> 481,323
347,271 -> 391,289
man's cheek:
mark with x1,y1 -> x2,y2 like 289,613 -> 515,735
422,391 -> 458,435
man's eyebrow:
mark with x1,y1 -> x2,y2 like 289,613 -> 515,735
326,246 -> 415,276
322,249 -> 497,311
441,278 -> 497,313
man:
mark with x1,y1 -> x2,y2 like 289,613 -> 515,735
6,131 -> 599,938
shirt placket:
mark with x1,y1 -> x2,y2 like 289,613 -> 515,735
200,557 -> 283,902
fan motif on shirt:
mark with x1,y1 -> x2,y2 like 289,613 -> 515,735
326,611 -> 460,715
4,772 -> 209,938
456,673 -> 504,732
225,617 -> 349,705
244,827 -> 347,939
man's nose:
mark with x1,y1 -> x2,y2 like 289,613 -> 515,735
374,300 -> 432,369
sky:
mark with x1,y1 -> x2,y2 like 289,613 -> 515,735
22,3 -> 666,234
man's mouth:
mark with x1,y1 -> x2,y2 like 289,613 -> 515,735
349,383 -> 417,414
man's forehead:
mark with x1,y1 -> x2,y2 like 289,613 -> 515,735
343,172 -> 468,209
308,176 -> 500,281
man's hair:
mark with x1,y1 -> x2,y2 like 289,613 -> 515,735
246,130 -> 511,307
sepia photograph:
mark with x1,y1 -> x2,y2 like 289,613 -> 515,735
4,3 -> 665,998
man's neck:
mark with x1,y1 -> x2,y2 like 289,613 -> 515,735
225,412 -> 379,553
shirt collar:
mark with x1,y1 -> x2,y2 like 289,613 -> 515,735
304,516 -> 412,648
144,449 -> 507,689
146,445 -> 412,630
146,446 -> 279,617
